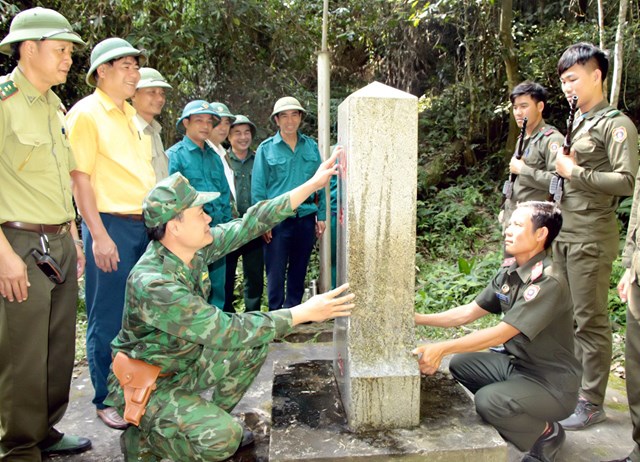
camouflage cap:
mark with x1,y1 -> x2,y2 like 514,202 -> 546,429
143,172 -> 220,228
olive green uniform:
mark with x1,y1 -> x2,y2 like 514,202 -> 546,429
450,251 -> 581,451
503,120 -> 563,229
106,193 -> 296,462
553,100 -> 639,405
0,69 -> 78,460
618,160 -> 640,461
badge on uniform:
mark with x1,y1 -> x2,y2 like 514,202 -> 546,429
502,257 -> 516,267
549,141 -> 560,154
613,127 -> 627,143
202,272 -> 209,282
523,285 -> 540,301
531,261 -> 543,282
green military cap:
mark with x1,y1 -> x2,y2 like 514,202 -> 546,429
137,67 -> 172,90
270,96 -> 306,122
86,37 -> 147,87
176,99 -> 221,131
230,114 -> 257,137
210,102 -> 236,122
0,7 -> 85,56
143,172 -> 220,228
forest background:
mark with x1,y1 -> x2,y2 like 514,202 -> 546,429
2,0 -> 639,369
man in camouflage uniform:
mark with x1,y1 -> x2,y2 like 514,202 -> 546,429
0,7 -> 91,459
415,201 -> 580,462
106,148 -> 353,462
553,43 -> 639,430
501,81 -> 563,230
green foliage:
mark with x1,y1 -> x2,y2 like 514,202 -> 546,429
609,256 -> 627,331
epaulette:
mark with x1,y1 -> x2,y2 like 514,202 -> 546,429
0,80 -> 18,101
604,109 -> 621,118
531,260 -> 543,282
502,257 -> 516,267
543,128 -> 556,136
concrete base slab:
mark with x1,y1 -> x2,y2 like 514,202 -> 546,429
269,360 -> 506,462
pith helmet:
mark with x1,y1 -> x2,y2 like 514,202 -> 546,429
270,96 -> 306,122
230,115 -> 257,138
143,173 -> 220,228
137,67 -> 172,90
176,100 -> 221,131
0,7 -> 85,56
86,37 -> 147,87
210,102 -> 236,122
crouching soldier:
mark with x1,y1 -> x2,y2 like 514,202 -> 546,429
105,148 -> 353,462
414,201 -> 581,462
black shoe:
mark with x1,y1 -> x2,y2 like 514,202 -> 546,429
41,434 -> 92,456
521,422 -> 565,462
559,397 -> 606,430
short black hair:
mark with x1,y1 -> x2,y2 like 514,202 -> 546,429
517,201 -> 562,249
557,42 -> 609,80
145,211 -> 183,241
10,42 -> 21,61
509,81 -> 548,104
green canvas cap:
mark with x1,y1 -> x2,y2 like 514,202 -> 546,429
86,37 -> 147,87
0,7 -> 85,56
230,114 -> 257,137
143,172 -> 220,228
176,100 -> 221,131
210,102 -> 236,122
137,67 -> 172,89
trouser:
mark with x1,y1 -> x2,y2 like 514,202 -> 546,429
84,214 -> 149,409
119,344 -> 269,461
625,281 -> 640,462
449,352 -> 576,451
553,239 -> 618,405
207,258 -> 226,309
223,237 -> 264,313
264,214 -> 316,309
0,228 -> 77,461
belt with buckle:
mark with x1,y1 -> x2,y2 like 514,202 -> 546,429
110,213 -> 144,222
1,221 -> 71,234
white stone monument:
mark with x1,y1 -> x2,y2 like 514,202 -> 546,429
334,81 -> 420,431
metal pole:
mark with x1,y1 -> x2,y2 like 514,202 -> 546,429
317,0 -> 332,293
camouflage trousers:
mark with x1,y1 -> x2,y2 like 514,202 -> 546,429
119,344 -> 269,462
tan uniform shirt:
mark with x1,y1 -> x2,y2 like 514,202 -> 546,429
0,67 -> 75,224
558,100 -> 639,243
135,114 -> 168,182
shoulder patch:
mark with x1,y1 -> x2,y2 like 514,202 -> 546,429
548,141 -> 560,154
0,80 -> 18,101
502,257 -> 516,267
523,285 -> 540,302
531,260 -> 543,282
613,126 -> 627,143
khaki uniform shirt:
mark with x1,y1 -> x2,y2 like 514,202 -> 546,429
475,251 -> 582,401
558,100 -> 639,243
0,68 -> 75,224
135,114 -> 168,182
503,120 -> 563,227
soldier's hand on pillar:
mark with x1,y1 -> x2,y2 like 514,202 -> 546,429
309,146 -> 342,190
618,268 -> 632,303
262,230 -> 272,244
92,232 -> 120,272
412,344 -> 444,376
290,283 -> 354,324
0,248 -> 30,302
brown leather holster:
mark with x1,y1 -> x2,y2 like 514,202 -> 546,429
112,352 -> 161,426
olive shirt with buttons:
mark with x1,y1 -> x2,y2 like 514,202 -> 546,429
227,148 -> 256,216
0,67 -> 76,225
558,100 -> 639,243
475,250 -> 582,401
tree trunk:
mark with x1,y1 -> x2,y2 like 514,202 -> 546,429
499,0 -> 518,156
597,0 -> 608,96
610,0 -> 629,107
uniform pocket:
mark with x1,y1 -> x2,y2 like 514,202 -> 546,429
13,132 -> 52,173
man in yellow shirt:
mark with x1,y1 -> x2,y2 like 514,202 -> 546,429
0,7 -> 91,459
66,37 -> 155,430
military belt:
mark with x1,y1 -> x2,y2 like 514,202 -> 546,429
1,220 -> 71,235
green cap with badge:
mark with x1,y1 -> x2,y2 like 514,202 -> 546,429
86,37 -> 147,87
270,96 -> 306,122
210,102 -> 236,122
143,172 -> 220,228
0,7 -> 85,56
137,67 -> 172,90
230,114 -> 257,138
176,99 -> 221,131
